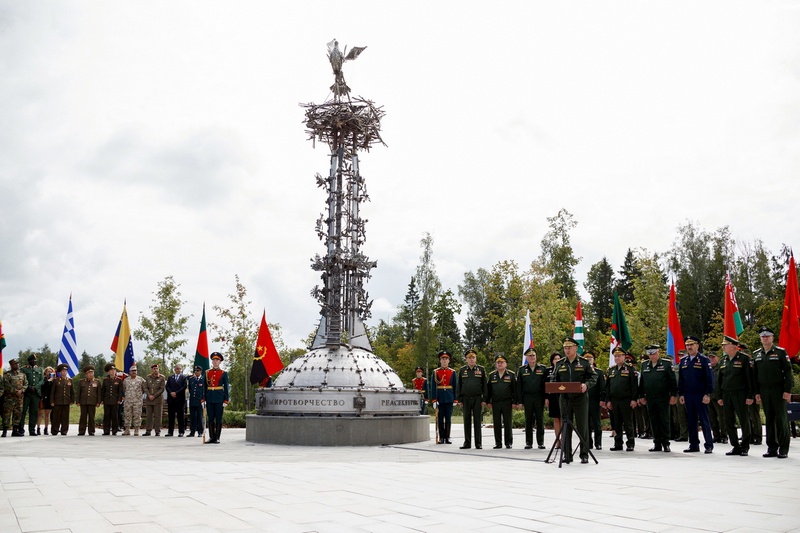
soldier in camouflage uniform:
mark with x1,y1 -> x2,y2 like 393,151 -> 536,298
20,354 -> 44,436
144,363 -> 166,436
122,365 -> 145,435
2,359 -> 28,437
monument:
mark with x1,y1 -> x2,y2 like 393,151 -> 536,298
246,40 -> 430,446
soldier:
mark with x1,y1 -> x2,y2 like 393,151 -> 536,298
122,365 -> 146,435
165,364 -> 188,437
411,366 -> 428,415
50,363 -> 73,436
485,354 -> 516,449
456,349 -> 486,449
20,354 -> 44,436
738,341 -> 763,445
717,336 -> 754,456
752,326 -> 794,458
144,363 -> 166,436
188,365 -> 205,437
635,354 -> 652,439
101,363 -> 123,435
203,352 -> 229,444
551,337 -> 597,464
516,348 -> 548,449
430,351 -> 457,444
584,351 -> 605,450
2,359 -> 28,437
605,347 -> 638,452
707,352 -> 728,444
671,351 -> 689,442
76,365 -> 101,435
678,336 -> 715,453
639,344 -> 678,452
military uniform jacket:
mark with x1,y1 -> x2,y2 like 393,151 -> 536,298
752,345 -> 794,393
188,375 -> 205,406
639,358 -> 678,400
678,354 -> 714,396
77,378 -> 101,405
551,356 -> 597,398
456,364 -> 486,401
710,363 -> 723,401
144,373 -> 166,405
123,375 -> 146,402
430,367 -> 457,403
716,351 -> 753,397
101,376 -> 123,405
516,363 -> 547,400
604,363 -> 638,402
588,367 -> 605,401
485,370 -> 517,403
3,370 -> 27,398
21,365 -> 44,396
203,369 -> 230,403
50,376 -> 74,406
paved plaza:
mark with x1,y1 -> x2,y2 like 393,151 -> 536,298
0,423 -> 798,533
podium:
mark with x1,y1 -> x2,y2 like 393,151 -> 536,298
544,382 -> 599,467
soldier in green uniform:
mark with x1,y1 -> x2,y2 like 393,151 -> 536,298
605,347 -> 638,452
585,352 -> 605,450
76,365 -> 102,435
551,337 -> 597,463
707,352 -> 728,444
101,363 -> 124,435
638,344 -> 678,452
2,359 -> 28,437
716,336 -> 754,456
740,342 -> 763,445
485,354 -> 517,449
516,348 -> 548,449
753,326 -> 794,458
455,349 -> 486,450
671,351 -> 689,441
144,363 -> 166,436
20,354 -> 44,436
50,363 -> 74,436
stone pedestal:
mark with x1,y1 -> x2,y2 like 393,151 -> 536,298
246,414 -> 430,446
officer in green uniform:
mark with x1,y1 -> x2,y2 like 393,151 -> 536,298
753,326 -> 794,458
584,352 -> 605,450
638,344 -> 678,452
605,346 -> 638,451
50,364 -> 74,436
485,354 -> 517,449
551,337 -> 597,463
740,342 -> 763,445
2,359 -> 28,437
516,348 -> 548,449
20,354 -> 44,436
707,352 -> 728,444
77,365 -> 102,436
716,336 -> 754,456
455,349 -> 486,450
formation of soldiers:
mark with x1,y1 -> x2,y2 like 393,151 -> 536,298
2,352 -> 230,443
422,326 -> 795,463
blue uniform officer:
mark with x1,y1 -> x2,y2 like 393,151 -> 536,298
678,336 -> 715,453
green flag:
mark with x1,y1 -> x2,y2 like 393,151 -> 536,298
610,291 -> 632,354
193,304 -> 210,371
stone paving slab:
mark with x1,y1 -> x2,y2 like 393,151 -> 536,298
1,423 -> 798,532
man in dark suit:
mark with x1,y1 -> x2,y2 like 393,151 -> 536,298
165,364 -> 188,437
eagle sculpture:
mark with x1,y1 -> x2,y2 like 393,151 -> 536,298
327,39 -> 366,98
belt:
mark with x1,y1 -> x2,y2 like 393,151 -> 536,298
207,386 -> 223,390
436,386 -> 452,389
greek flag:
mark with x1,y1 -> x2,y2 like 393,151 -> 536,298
58,295 -> 79,377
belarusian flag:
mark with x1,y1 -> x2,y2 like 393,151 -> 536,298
724,272 -> 744,339
610,291 -> 632,356
573,301 -> 585,355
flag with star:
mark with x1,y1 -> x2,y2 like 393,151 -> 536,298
250,310 -> 284,385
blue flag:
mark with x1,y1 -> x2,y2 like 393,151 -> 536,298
57,295 -> 79,377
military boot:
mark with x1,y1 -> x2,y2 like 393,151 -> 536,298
1,428 -> 6,438
122,428 -> 130,436
134,428 -> 140,436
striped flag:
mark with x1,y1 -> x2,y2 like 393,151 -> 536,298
573,301 -> 585,355
666,281 -> 686,362
57,295 -> 80,378
110,301 -> 136,373
0,320 -> 6,376
610,291 -> 632,356
522,309 -> 534,364
724,271 -> 744,339
193,303 -> 210,371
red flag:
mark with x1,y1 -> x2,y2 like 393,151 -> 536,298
779,253 -> 800,362
666,282 -> 686,362
724,272 -> 744,339
250,310 -> 284,384
193,303 -> 210,371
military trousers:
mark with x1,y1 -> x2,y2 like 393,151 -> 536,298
646,397 -> 671,448
685,393 -> 713,451
124,400 -> 143,429
760,387 -> 789,455
78,405 -> 97,435
103,404 -> 120,435
610,398 -> 635,449
635,404 -> 650,437
21,393 -> 40,432
722,391 -> 750,452
189,404 -> 204,435
559,393 -> 590,460
709,399 -> 727,442
461,395 -> 482,447
748,402 -> 763,443
145,402 -> 162,433
206,402 -> 224,441
522,395 -> 545,446
588,397 -> 602,447
51,404 -> 70,435
3,397 -> 23,429
491,399 -> 513,447
436,402 -> 453,442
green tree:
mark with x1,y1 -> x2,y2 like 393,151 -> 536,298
615,249 -> 641,304
585,257 -> 616,334
370,319 -> 407,370
524,260 -> 574,358
626,252 -> 668,354
134,275 -> 192,369
458,268 -> 491,352
395,277 -> 420,342
539,208 -> 580,300
413,232 -> 442,374
432,288 -> 462,357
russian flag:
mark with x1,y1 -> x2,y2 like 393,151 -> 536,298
665,282 -> 685,362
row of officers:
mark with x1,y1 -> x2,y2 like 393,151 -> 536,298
2,352 -> 230,444
414,326 -> 794,464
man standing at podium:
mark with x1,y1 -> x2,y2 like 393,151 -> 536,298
551,337 -> 597,464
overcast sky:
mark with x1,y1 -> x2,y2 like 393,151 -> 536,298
1,1 -> 798,365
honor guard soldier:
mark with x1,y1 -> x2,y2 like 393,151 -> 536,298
144,363 -> 166,436
717,336 -> 755,456
122,365 -> 146,435
430,351 -> 457,444
605,347 -> 638,452
2,359 -> 28,437
638,344 -> 678,452
412,367 -> 428,416
203,352 -> 230,444
707,352 -> 728,444
20,354 -> 44,436
50,364 -> 73,435
188,365 -> 205,437
76,365 -> 102,435
678,336 -> 715,453
516,348 -> 548,449
485,354 -> 516,449
753,326 -> 794,458
584,352 -> 605,450
551,337 -> 597,463
455,349 -> 486,449
101,363 -> 124,435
